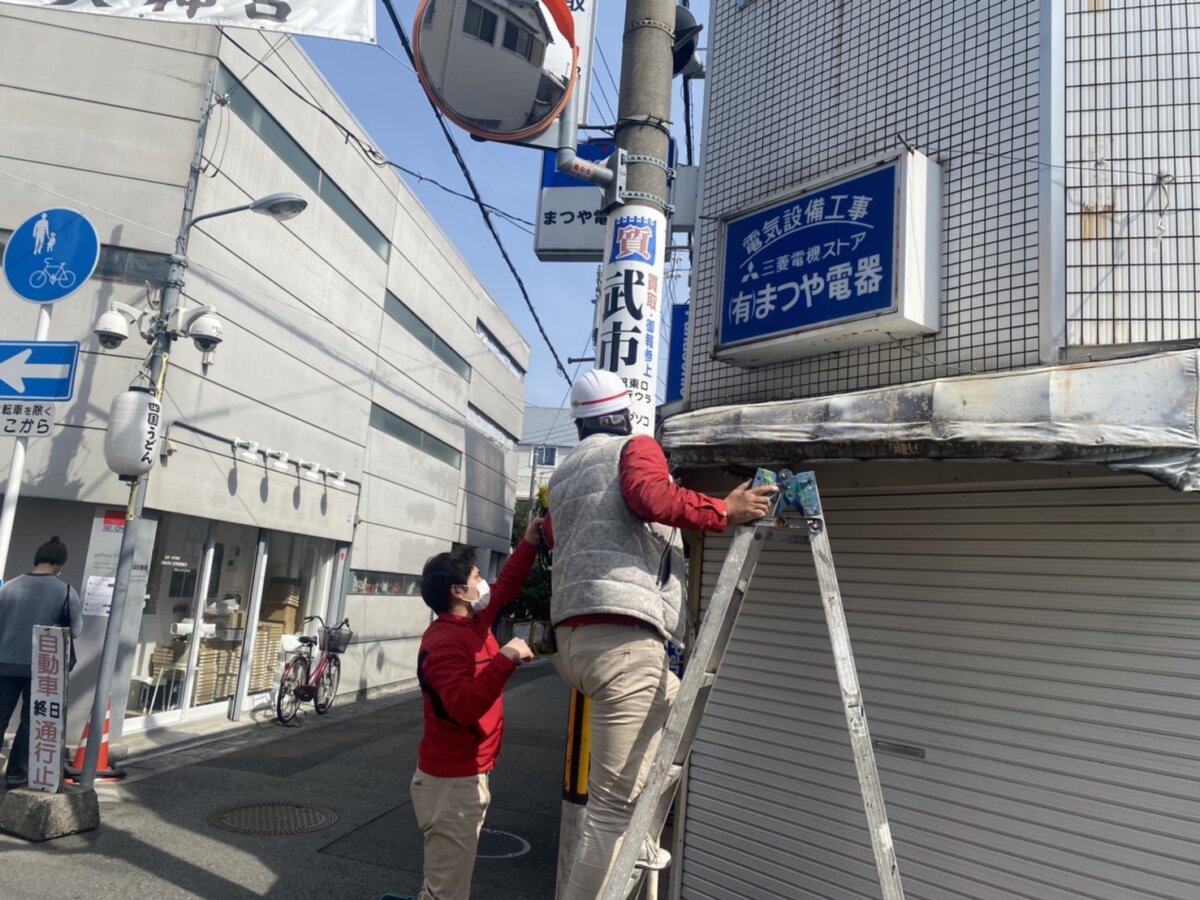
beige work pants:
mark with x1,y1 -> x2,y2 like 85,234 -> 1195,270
410,769 -> 491,900
552,623 -> 680,900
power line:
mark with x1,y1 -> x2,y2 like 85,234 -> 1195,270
590,38 -> 619,123
217,28 -> 535,232
595,40 -> 622,106
381,0 -> 572,388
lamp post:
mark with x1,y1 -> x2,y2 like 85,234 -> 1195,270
79,72 -> 307,789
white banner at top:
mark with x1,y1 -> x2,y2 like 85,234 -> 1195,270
1,0 -> 376,44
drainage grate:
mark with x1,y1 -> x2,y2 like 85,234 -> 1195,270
477,827 -> 531,859
207,802 -> 338,835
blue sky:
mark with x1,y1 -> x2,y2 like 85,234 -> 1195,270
300,0 -> 705,409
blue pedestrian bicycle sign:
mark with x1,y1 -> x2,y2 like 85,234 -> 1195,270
2,208 -> 99,304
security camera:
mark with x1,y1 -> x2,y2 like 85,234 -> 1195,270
188,312 -> 223,353
168,305 -> 223,354
93,301 -> 145,350
94,309 -> 130,349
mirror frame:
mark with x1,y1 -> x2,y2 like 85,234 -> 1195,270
412,0 -> 579,143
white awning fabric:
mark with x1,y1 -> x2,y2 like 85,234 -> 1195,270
662,350 -> 1200,491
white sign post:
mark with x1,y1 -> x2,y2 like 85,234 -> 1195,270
28,625 -> 70,794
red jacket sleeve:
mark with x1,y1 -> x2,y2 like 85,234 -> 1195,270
421,633 -> 516,727
477,538 -> 538,631
619,436 -> 728,532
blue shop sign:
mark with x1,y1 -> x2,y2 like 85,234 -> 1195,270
665,302 -> 689,404
719,163 -> 898,347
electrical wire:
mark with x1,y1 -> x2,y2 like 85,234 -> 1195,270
595,40 -> 622,106
590,37 -> 618,123
381,0 -> 572,389
217,28 -> 536,233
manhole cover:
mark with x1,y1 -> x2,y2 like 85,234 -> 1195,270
477,827 -> 531,859
207,802 -> 338,835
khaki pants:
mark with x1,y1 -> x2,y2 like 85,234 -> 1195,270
552,623 -> 680,900
410,769 -> 491,900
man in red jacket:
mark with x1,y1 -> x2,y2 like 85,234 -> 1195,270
383,516 -> 541,900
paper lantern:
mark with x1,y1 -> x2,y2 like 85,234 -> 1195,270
105,387 -> 162,480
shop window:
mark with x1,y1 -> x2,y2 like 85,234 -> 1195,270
351,570 -> 422,596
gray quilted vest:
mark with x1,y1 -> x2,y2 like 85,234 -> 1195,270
548,433 -> 686,642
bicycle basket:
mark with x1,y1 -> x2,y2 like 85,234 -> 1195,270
319,625 -> 353,654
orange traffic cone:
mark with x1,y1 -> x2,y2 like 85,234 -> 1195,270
64,697 -> 126,783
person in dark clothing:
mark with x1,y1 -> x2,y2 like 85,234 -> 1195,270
381,515 -> 542,900
0,536 -> 81,789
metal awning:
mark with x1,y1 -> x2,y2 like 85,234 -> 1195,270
661,349 -> 1200,491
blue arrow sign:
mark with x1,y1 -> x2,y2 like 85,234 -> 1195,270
0,342 -> 79,402
2,208 -> 99,304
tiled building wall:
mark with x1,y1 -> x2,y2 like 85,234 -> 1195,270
688,0 -> 1042,408
1066,1 -> 1200,346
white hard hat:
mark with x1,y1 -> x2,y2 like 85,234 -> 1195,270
570,369 -> 631,419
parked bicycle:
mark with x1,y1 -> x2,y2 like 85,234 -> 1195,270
275,615 -> 352,723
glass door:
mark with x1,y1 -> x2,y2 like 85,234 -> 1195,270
124,514 -> 210,726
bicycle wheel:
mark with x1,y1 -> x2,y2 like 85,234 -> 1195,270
29,271 -> 47,289
276,656 -> 308,723
314,656 -> 340,714
58,270 -> 75,288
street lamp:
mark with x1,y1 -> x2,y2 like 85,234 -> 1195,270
80,76 -> 308,791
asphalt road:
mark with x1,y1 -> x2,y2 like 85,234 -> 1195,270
0,663 -> 569,900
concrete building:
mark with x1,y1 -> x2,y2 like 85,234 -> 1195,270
516,405 -> 579,505
0,7 -> 527,746
662,2 -> 1200,898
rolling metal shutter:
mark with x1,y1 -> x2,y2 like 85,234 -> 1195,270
681,479 -> 1200,899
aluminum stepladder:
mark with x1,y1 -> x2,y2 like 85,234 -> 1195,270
598,470 -> 905,900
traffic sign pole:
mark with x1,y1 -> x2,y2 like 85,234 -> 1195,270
0,205 -> 96,580
0,305 -> 52,581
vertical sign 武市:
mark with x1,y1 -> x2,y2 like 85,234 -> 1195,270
596,206 -> 668,433
28,625 -> 70,794
718,161 -> 903,351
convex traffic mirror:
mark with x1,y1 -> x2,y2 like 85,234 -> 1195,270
413,0 -> 578,143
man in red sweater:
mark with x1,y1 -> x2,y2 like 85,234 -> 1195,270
383,516 -> 542,900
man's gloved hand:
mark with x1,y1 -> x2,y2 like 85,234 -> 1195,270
723,480 -> 779,525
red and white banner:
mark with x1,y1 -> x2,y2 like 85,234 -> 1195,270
29,625 -> 69,794
1,1 -> 376,44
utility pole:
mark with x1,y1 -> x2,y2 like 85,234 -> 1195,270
557,3 -> 678,896
593,0 -> 676,434
78,70 -> 218,789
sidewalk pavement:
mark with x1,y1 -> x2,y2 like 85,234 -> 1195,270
0,663 -> 569,900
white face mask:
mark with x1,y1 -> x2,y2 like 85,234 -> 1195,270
470,578 -> 491,612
